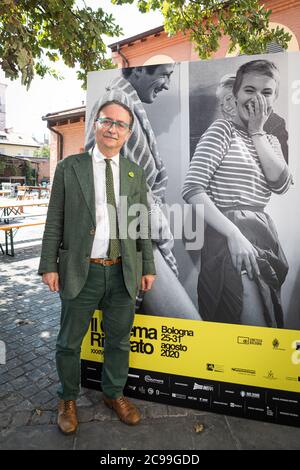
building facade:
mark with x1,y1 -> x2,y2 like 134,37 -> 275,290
0,129 -> 40,158
42,106 -> 85,182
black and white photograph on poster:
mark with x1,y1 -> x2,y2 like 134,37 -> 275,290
85,53 -> 300,329
85,62 -> 201,321
185,53 -> 300,329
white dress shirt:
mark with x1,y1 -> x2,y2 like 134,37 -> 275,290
91,145 -> 120,258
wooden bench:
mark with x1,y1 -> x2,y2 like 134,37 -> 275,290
17,186 -> 50,200
1,212 -> 48,222
0,220 -> 45,256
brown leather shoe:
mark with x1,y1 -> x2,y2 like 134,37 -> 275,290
103,395 -> 141,425
57,400 -> 78,434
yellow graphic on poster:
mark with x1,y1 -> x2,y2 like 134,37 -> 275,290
81,311 -> 300,393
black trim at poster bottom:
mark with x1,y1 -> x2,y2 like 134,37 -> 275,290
81,360 -> 300,427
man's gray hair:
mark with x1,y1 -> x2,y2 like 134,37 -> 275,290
96,99 -> 134,128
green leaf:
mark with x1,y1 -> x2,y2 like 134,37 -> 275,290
0,0 -> 293,88
0,1 -> 122,88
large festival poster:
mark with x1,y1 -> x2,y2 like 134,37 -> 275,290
81,52 -> 300,427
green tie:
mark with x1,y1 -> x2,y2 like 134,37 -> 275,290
105,158 -> 121,259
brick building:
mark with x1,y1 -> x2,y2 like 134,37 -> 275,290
42,106 -> 85,182
44,0 -> 300,180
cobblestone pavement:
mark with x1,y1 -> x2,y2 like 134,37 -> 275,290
1,226 -> 300,450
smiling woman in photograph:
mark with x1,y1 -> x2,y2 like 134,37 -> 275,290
182,59 -> 293,328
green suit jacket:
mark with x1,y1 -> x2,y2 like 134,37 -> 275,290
38,151 -> 156,300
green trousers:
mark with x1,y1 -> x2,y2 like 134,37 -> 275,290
56,262 -> 135,400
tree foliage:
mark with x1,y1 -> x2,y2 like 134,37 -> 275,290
25,160 -> 36,184
0,0 -> 122,88
113,0 -> 291,57
33,144 -> 50,158
0,1 -> 292,90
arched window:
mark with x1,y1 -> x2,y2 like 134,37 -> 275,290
143,55 -> 174,66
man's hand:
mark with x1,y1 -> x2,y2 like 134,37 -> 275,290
140,275 -> 156,292
42,272 -> 60,292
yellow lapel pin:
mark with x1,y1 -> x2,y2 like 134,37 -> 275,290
128,171 -> 134,178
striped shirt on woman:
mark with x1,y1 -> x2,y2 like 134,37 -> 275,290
182,119 -> 292,208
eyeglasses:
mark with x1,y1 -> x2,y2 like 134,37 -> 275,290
95,117 -> 131,132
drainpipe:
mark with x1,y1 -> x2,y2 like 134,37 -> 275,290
47,121 -> 64,161
117,44 -> 129,68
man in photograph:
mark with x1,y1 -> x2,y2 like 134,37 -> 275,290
85,63 -> 200,320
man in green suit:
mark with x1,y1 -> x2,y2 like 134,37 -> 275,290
39,100 -> 156,434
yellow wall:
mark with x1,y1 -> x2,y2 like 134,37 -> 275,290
0,143 -> 39,158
